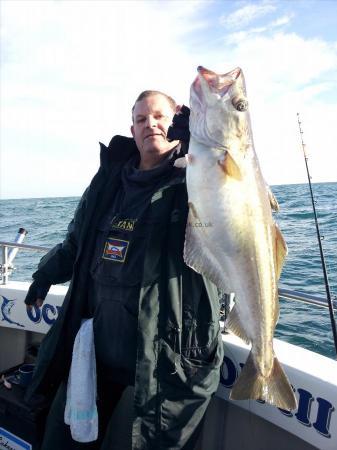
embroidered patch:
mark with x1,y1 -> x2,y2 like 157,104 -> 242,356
102,237 -> 129,263
110,216 -> 138,232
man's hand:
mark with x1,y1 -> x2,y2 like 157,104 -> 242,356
167,105 -> 190,144
26,299 -> 44,310
24,280 -> 50,310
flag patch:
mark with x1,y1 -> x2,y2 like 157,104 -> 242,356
102,237 -> 129,263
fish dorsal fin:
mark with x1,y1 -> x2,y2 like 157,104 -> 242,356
267,185 -> 280,212
225,304 -> 250,345
274,222 -> 287,280
184,204 -> 229,291
217,152 -> 242,180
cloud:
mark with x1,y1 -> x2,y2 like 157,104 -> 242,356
226,13 -> 295,43
215,32 -> 337,185
270,14 -> 294,28
1,1 -> 336,198
222,32 -> 337,91
220,1 -> 276,29
191,25 -> 337,185
1,0 -> 206,198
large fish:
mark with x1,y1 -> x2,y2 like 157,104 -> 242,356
175,66 -> 297,410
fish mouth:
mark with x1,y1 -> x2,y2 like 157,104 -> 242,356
197,66 -> 241,97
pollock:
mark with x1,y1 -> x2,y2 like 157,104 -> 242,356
175,66 -> 297,410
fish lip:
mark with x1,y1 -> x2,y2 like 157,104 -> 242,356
197,66 -> 217,77
197,65 -> 241,79
196,66 -> 242,97
197,66 -> 221,79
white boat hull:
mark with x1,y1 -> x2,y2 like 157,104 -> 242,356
1,281 -> 336,450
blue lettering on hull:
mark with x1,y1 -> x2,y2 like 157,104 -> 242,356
313,398 -> 334,437
220,355 -> 334,440
0,296 -> 61,328
26,304 -> 61,325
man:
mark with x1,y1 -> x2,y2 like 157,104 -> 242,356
24,90 -> 223,449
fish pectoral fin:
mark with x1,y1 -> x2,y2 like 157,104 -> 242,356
274,222 -> 288,280
267,185 -> 280,212
217,152 -> 242,180
184,208 -> 229,291
188,201 -> 200,222
225,305 -> 250,345
230,351 -> 297,411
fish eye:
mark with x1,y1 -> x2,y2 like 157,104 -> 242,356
232,98 -> 248,112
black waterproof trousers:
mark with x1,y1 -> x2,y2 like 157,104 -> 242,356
41,375 -> 127,450
41,379 -> 204,450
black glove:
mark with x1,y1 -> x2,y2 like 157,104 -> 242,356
24,279 -> 51,306
167,105 -> 190,145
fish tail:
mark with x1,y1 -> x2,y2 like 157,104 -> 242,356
229,351 -> 297,410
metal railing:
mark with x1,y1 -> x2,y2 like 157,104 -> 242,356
1,240 -> 336,311
0,241 -> 50,252
279,288 -> 337,309
0,240 -> 50,284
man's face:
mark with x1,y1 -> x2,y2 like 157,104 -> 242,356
131,94 -> 178,168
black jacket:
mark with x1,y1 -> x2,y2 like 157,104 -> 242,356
25,136 -> 224,449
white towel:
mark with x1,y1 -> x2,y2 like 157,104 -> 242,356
64,318 -> 98,442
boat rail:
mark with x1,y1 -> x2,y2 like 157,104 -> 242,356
1,240 -> 337,309
0,240 -> 50,284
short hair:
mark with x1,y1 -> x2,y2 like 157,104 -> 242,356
132,90 -> 177,120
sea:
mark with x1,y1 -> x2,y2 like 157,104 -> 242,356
1,182 -> 336,359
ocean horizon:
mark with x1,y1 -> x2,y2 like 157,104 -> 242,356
2,180 -> 336,202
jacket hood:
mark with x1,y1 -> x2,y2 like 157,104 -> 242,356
99,135 -> 139,171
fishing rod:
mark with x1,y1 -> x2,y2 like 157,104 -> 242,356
297,113 -> 337,359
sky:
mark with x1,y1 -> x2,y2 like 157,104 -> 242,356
1,0 -> 337,199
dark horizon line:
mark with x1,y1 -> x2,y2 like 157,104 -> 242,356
1,181 -> 336,202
